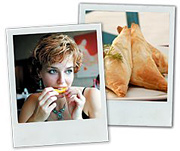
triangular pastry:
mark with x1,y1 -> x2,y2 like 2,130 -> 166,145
104,26 -> 132,97
130,23 -> 167,92
118,25 -> 168,75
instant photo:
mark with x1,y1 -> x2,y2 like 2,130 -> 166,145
79,3 -> 175,127
6,24 -> 108,147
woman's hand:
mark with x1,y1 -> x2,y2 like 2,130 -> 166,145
64,88 -> 86,120
29,87 -> 59,122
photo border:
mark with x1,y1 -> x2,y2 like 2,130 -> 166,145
6,23 -> 108,147
79,3 -> 175,127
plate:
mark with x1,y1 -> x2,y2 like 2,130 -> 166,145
106,87 -> 167,101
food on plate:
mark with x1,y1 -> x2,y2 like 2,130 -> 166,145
105,23 -> 168,98
130,23 -> 167,92
118,24 -> 168,75
147,42 -> 168,74
104,26 -> 132,97
54,87 -> 68,94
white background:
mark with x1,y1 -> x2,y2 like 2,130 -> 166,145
0,0 -> 179,150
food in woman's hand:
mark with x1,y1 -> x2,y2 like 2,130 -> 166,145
54,87 -> 68,94
104,26 -> 132,97
130,23 -> 167,92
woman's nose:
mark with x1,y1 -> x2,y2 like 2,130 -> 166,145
57,73 -> 65,85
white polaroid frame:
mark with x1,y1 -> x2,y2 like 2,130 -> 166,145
79,3 -> 175,127
6,24 -> 108,147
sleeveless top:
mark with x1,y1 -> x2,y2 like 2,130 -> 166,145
82,87 -> 90,119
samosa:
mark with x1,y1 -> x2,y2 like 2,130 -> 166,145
118,24 -> 168,92
104,26 -> 132,97
117,25 -> 168,74
130,23 -> 167,92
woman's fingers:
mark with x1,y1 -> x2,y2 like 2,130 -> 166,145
65,88 -> 86,120
76,89 -> 84,99
65,88 -> 79,98
74,95 -> 85,107
41,91 -> 58,103
44,96 -> 57,109
38,89 -> 58,106
56,93 -> 65,98
67,95 -> 76,104
38,87 -> 55,101
67,90 -> 85,106
48,102 -> 57,113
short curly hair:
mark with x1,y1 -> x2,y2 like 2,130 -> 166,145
32,34 -> 83,77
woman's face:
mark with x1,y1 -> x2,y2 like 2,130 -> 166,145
39,56 -> 74,89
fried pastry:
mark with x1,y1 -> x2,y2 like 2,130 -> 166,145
117,25 -> 168,74
104,26 -> 132,97
130,23 -> 167,92
147,43 -> 168,74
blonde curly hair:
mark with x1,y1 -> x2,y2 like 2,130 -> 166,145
32,34 -> 83,76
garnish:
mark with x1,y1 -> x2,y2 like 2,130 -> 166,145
103,44 -> 123,62
106,53 -> 123,61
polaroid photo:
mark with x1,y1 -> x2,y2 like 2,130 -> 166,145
6,24 -> 108,147
79,3 -> 175,127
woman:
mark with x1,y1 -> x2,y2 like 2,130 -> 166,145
19,34 -> 101,122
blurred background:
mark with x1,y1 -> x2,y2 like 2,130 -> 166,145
13,30 -> 99,116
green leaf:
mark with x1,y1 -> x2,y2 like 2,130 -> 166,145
103,44 -> 123,62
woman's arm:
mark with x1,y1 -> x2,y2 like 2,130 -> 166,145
19,87 -> 59,123
18,94 -> 38,123
84,88 -> 101,118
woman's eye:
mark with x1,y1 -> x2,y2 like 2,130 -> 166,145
65,69 -> 73,74
48,69 -> 57,74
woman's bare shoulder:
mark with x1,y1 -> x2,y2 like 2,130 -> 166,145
26,93 -> 40,102
73,86 -> 99,93
23,93 -> 40,108
73,86 -> 100,98
84,87 -> 100,96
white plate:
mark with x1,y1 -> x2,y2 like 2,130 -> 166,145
106,86 -> 167,101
